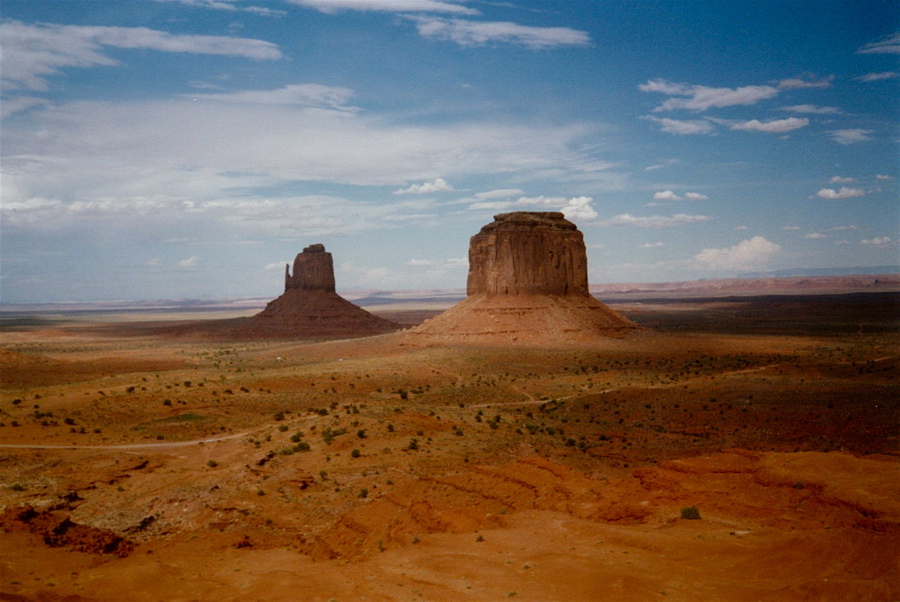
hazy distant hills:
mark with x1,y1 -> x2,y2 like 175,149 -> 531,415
1,271 -> 898,314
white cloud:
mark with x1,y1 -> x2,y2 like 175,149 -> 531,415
394,178 -> 454,195
560,196 -> 598,221
651,190 -> 707,202
640,242 -> 665,248
857,33 -> 900,54
781,104 -> 840,114
290,0 -> 478,14
829,129 -> 872,145
157,0 -> 286,16
639,78 -> 779,112
0,20 -> 282,91
187,84 -> 357,110
777,76 -> 832,89
178,255 -> 200,268
736,225 -> 748,231
643,159 -> 678,171
876,174 -> 894,181
829,176 -> 855,184
731,117 -> 809,133
804,232 -> 828,239
855,71 -> 900,82
409,17 -> 591,48
1,93 -> 601,228
407,258 -> 434,266
467,195 -> 598,221
595,213 -> 711,228
816,187 -> 866,199
830,225 -> 858,231
653,190 -> 681,201
860,236 -> 895,246
644,116 -> 715,135
782,225 -> 800,231
693,236 -> 782,271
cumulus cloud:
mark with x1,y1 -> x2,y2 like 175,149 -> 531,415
643,116 -> 715,135
816,187 -> 866,199
595,213 -> 711,228
640,242 -> 665,248
408,16 -> 590,48
693,236 -> 782,271
467,195 -> 598,221
829,176 -> 855,184
394,178 -> 454,194
639,78 -> 779,112
731,117 -> 809,133
857,33 -> 900,54
0,20 -> 282,91
804,232 -> 828,239
876,174 -> 894,181
783,225 -> 800,231
855,71 -> 900,82
860,236 -> 895,246
652,190 -> 707,202
829,129 -> 872,145
653,190 -> 681,201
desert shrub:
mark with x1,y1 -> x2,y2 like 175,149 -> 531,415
351,449 -> 361,458
207,460 -> 219,468
290,432 -> 303,442
407,438 -> 419,451
278,424 -> 289,432
273,411 -> 285,421
357,429 -> 366,439
680,506 -> 701,520
358,488 -> 368,498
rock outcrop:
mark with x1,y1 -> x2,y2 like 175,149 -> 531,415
406,212 -> 638,345
467,212 -> 589,297
249,244 -> 400,338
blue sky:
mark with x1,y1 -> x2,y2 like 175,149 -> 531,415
1,0 -> 898,303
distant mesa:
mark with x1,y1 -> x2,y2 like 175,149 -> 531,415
406,211 -> 639,344
251,244 -> 400,337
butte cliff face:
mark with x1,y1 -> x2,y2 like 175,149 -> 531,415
467,212 -> 589,297
407,212 -> 638,345
252,244 -> 400,338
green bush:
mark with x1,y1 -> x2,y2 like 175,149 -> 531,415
680,506 -> 701,520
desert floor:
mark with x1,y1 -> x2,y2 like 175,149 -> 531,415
0,294 -> 898,601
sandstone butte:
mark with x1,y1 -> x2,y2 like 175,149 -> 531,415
249,244 -> 400,337
405,211 -> 639,344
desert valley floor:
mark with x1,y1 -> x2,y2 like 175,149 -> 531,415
0,293 -> 898,601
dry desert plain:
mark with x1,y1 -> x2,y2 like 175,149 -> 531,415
0,292 -> 898,601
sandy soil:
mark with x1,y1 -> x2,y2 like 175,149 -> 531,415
0,296 -> 898,601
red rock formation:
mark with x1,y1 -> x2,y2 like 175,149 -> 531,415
406,212 -> 638,345
285,244 -> 336,292
250,244 -> 400,338
467,212 -> 589,296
